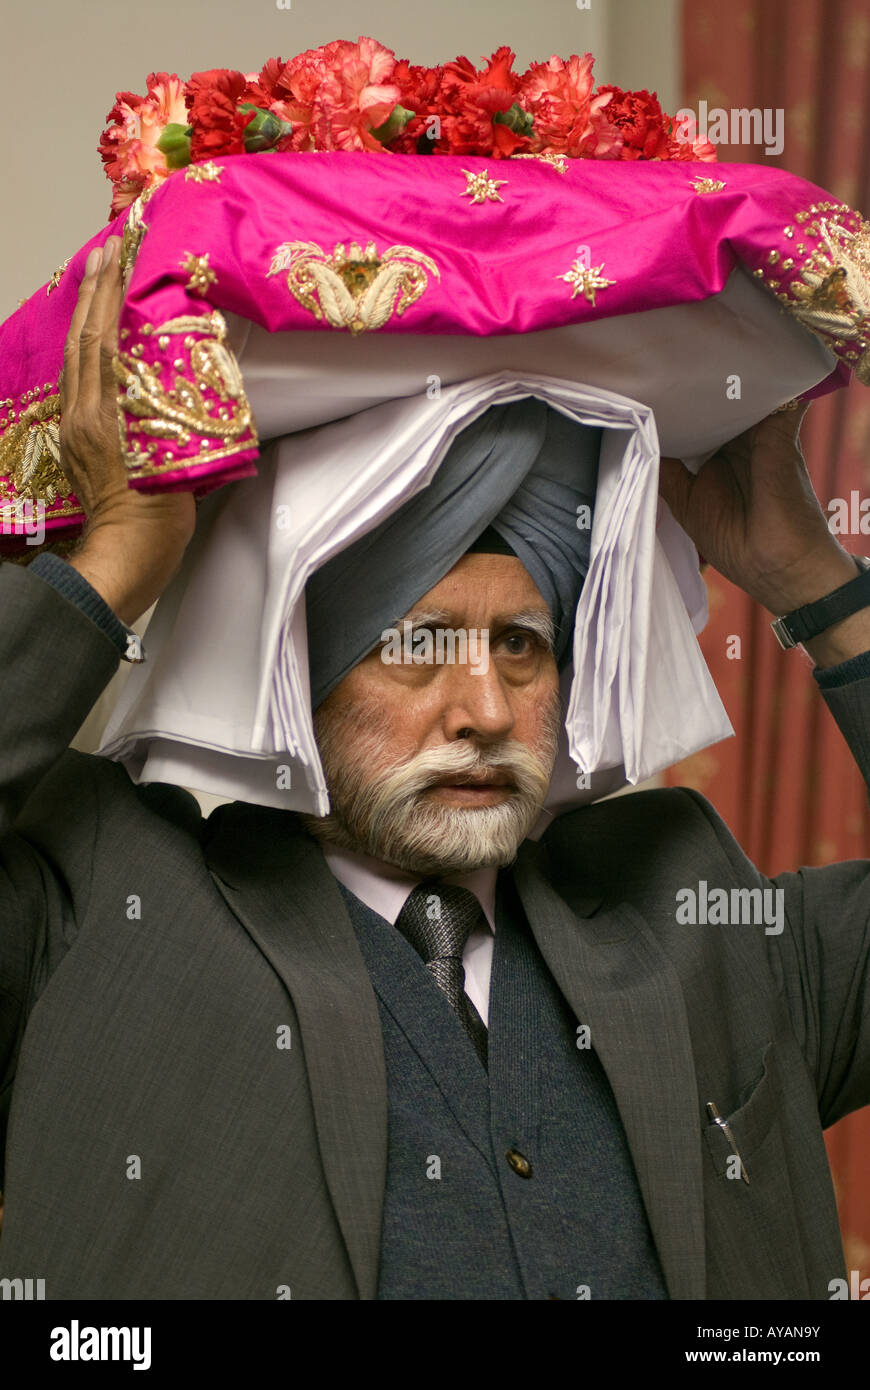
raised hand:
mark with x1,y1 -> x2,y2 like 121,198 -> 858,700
59,236 -> 197,626
658,404 -> 858,617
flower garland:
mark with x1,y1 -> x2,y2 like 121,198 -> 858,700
99,37 -> 716,219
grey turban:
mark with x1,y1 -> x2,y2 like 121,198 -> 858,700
305,397 -> 601,709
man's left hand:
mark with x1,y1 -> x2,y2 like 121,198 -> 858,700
658,402 -> 859,616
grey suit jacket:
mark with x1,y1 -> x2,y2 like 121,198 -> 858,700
1,557 -> 869,1300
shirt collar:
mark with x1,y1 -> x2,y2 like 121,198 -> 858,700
322,843 -> 497,932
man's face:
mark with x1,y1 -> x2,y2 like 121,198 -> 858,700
307,554 -> 562,875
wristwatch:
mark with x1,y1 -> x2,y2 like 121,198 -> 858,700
770,556 -> 870,650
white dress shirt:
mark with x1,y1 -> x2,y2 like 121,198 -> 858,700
322,845 -> 496,1026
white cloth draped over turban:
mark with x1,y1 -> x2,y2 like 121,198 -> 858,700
97,371 -> 734,824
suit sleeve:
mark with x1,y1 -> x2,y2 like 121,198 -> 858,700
0,557 -> 124,1086
681,669 -> 870,1129
26,550 -> 135,657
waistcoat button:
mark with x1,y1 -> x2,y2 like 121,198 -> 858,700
505,1147 -> 533,1178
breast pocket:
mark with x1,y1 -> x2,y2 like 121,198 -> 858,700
701,1040 -> 811,1299
703,1040 -> 778,1182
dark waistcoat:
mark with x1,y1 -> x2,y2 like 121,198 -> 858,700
337,872 -> 668,1300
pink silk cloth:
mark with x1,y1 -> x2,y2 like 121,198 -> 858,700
0,149 -> 867,555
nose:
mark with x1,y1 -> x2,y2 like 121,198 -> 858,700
440,661 -> 515,743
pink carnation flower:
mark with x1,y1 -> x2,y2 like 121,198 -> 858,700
99,72 -> 188,216
281,36 -> 402,151
518,54 -> 622,158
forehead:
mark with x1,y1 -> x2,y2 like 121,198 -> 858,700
404,553 -> 547,618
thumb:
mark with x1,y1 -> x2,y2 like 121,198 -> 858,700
658,454 -> 694,527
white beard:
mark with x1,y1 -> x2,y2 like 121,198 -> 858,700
305,691 -> 561,875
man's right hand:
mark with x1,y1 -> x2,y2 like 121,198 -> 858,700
60,235 -> 197,627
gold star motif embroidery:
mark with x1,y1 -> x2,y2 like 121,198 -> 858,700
691,175 -> 726,194
180,252 -> 218,296
185,161 -> 225,184
46,257 -> 71,295
460,169 -> 508,204
559,258 -> 615,307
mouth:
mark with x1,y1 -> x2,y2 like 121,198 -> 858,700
429,773 -> 512,788
424,772 -> 515,804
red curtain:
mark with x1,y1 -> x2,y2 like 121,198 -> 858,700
676,0 -> 870,1281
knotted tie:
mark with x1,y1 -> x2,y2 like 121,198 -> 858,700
395,882 -> 489,1069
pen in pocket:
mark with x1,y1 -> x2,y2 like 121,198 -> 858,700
706,1100 -> 750,1184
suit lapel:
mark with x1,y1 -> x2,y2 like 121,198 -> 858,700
337,884 -> 494,1157
203,803 -> 387,1300
512,838 -> 706,1300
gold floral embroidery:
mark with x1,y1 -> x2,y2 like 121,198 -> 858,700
757,205 -> 870,385
267,239 -> 440,334
0,394 -> 71,515
119,183 -> 159,292
180,252 -> 218,296
558,257 -> 615,307
691,175 -> 726,194
46,256 -> 72,295
114,309 -> 256,475
460,168 -> 507,203
184,161 -> 225,184
511,152 -> 569,172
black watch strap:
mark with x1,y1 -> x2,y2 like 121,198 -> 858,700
771,556 -> 870,650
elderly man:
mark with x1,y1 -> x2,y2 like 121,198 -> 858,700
2,235 -> 870,1301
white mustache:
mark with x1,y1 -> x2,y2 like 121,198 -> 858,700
378,738 -> 548,802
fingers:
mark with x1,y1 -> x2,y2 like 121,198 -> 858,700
58,236 -> 126,507
77,237 -> 123,409
61,243 -> 104,412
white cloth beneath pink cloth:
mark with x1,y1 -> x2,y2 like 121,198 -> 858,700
95,368 -> 739,820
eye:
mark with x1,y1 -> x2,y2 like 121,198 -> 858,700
502,630 -> 537,656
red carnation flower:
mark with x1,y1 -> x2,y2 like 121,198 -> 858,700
241,57 -> 298,128
664,115 -> 718,162
186,69 -> 257,160
594,85 -> 671,160
389,60 -> 445,152
435,46 -> 531,158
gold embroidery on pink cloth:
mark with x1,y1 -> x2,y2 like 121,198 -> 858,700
0,394 -> 76,523
511,152 -> 569,172
119,184 -> 159,292
184,161 -> 225,184
180,252 -> 218,296
266,239 -> 441,334
690,175 -> 726,193
753,203 -> 870,385
558,257 -> 615,307
46,257 -> 72,295
115,309 -> 257,477
460,168 -> 507,203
